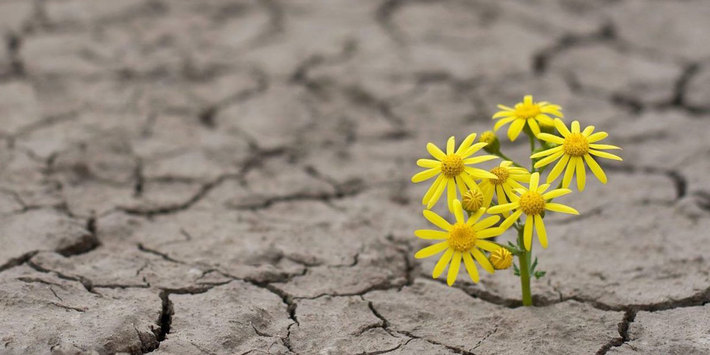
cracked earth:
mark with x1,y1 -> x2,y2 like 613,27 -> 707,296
1,0 -> 710,354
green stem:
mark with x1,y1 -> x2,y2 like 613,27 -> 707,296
517,228 -> 533,306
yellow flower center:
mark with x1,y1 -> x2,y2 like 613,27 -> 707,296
515,104 -> 541,119
562,133 -> 589,157
462,188 -> 484,212
479,131 -> 496,144
489,167 -> 509,185
448,223 -> 477,252
519,191 -> 545,215
441,154 -> 464,178
490,248 -> 513,270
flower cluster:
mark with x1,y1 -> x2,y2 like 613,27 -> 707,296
411,95 -> 622,305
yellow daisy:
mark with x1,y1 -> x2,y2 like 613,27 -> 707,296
414,200 -> 506,286
492,95 -> 563,141
412,133 -> 498,211
479,161 -> 531,215
532,119 -> 622,190
487,172 -> 578,251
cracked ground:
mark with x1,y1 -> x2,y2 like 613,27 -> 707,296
1,0 -> 710,354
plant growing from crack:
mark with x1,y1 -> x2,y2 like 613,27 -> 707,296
411,95 -> 622,306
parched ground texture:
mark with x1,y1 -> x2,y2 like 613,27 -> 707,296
1,0 -> 710,354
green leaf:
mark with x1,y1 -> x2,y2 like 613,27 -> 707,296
533,270 -> 547,280
513,263 -> 520,276
530,257 -> 538,273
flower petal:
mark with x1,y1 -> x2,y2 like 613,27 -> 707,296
589,144 -> 622,150
476,240 -> 500,252
447,252 -> 462,286
487,202 -> 518,214
523,216 -> 534,251
589,150 -> 622,161
417,159 -> 440,168
414,230 -> 449,240
576,155 -> 586,191
427,143 -> 446,160
545,203 -> 579,215
463,252 -> 479,283
531,145 -> 563,159
501,210 -> 522,229
472,248 -> 495,274
562,157 -> 577,188
542,188 -> 572,200
433,248 -> 453,278
426,176 -> 448,209
508,119 -> 526,141
587,132 -> 608,143
534,215 -> 548,248
453,199 -> 465,224
447,179 -> 457,212
456,133 -> 477,155
534,150 -> 564,169
536,133 -> 565,145
412,168 -> 441,183
446,136 -> 455,155
571,120 -> 580,133
423,210 -> 452,231
494,116 -> 516,131
554,118 -> 571,137
422,175 -> 444,206
415,242 -> 449,259
528,118 -> 541,136
477,227 -> 505,239
547,154 -> 570,183
584,154 -> 607,184
529,172 -> 540,191
582,125 -> 595,136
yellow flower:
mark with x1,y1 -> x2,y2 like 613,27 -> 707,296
412,133 -> 498,211
489,248 -> 513,270
479,161 -> 531,215
414,200 -> 506,286
487,172 -> 578,251
532,119 -> 622,190
492,95 -> 563,141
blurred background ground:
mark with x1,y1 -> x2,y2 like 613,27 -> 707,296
1,0 -> 709,354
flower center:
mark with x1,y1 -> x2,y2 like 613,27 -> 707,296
515,104 -> 541,119
441,154 -> 464,178
563,133 -> 589,157
462,188 -> 484,212
519,191 -> 545,215
489,167 -> 509,185
448,223 -> 477,252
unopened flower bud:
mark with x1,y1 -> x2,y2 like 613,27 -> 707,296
461,187 -> 484,212
490,248 -> 513,270
479,131 -> 500,153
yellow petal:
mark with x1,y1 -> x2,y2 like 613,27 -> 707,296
476,240 -> 500,252
433,248 -> 453,278
477,227 -> 505,239
423,210 -> 452,231
459,142 -> 489,158
412,168 -> 441,183
582,125 -> 595,136
463,155 -> 498,165
422,175 -> 444,206
427,143 -> 446,160
414,230 -> 449,240
571,120 -> 580,133
417,159 -> 440,168
562,157 -> 576,188
463,252 -> 479,283
426,178 -> 448,209
508,119 -> 526,141
487,202 -> 517,214
501,210 -> 522,229
528,118 -> 541,136
589,150 -> 622,161
415,242 -> 448,259
447,179 -> 457,212
545,203 -> 579,215
453,199 -> 465,224
536,133 -> 565,145
542,188 -> 572,200
589,144 -> 622,150
534,150 -> 564,169
494,116 -> 516,131
576,155 -> 586,191
584,154 -> 607,184
472,248 -> 495,274
465,167 -> 498,180
534,215 -> 548,248
456,133 -> 477,155
523,216 -> 534,251
447,252 -> 462,286
547,154 -> 570,184
531,145 -> 563,159
446,136 -> 455,155
529,172 -> 540,191
554,118 -> 571,137
587,132 -> 608,143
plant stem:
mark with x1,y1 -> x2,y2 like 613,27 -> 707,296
517,227 -> 533,306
